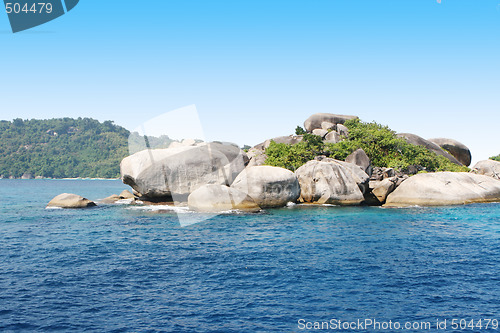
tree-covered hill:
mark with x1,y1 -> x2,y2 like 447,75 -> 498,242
0,118 -> 131,179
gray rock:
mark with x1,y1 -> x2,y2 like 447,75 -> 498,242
385,172 -> 500,207
324,131 -> 340,144
312,129 -> 328,138
397,133 -> 462,165
231,166 -> 301,208
188,185 -> 260,212
429,138 -> 472,167
247,148 -> 268,167
304,113 -> 358,133
121,142 -> 248,201
470,160 -> 500,180
317,158 -> 370,194
119,190 -> 135,199
321,121 -> 336,130
253,135 -> 304,151
371,177 -> 398,204
47,193 -> 96,209
295,160 -> 365,205
100,194 -> 122,204
100,190 -> 136,204
346,149 -> 372,176
336,124 -> 349,137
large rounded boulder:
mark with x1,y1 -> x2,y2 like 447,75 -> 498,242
295,160 -> 365,205
385,172 -> 500,207
120,142 -> 248,201
345,148 -> 372,177
47,193 -> 96,209
188,185 -> 260,212
397,133 -> 462,165
304,113 -> 358,133
231,166 -> 301,208
429,138 -> 472,167
470,160 -> 500,180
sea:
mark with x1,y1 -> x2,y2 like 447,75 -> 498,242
1,179 -> 500,332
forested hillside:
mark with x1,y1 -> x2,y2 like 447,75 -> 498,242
0,118 -> 130,179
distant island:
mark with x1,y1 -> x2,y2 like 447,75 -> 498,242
0,118 -> 147,179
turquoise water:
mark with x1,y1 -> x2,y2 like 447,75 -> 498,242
1,180 -> 500,332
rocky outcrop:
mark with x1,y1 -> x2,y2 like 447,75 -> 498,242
247,148 -> 267,167
385,172 -> 500,207
336,124 -> 349,138
120,142 -> 248,201
187,185 -> 260,212
100,190 -> 136,203
47,193 -> 96,208
295,160 -> 365,205
346,149 -> 372,177
397,133 -> 462,165
429,138 -> 472,167
248,135 -> 304,167
119,190 -> 135,199
324,131 -> 340,144
231,166 -> 301,208
315,157 -> 370,194
304,113 -> 358,133
470,160 -> 500,180
370,177 -> 398,204
312,129 -> 328,138
253,135 -> 304,151
321,122 -> 335,130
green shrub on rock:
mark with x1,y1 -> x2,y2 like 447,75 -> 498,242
491,155 -> 500,162
265,119 -> 469,173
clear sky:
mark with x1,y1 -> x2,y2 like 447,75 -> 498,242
0,0 -> 499,165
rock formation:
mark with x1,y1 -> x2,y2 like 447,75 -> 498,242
231,166 -> 301,208
385,172 -> 500,207
47,193 -> 96,208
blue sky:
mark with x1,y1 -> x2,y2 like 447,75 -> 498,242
0,0 -> 499,164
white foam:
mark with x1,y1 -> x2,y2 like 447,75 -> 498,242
45,206 -> 63,210
115,199 -> 134,205
127,205 -> 190,214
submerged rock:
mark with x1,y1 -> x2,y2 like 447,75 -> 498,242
47,193 -> 96,209
470,160 -> 500,180
188,185 -> 260,212
231,166 -> 301,208
100,190 -> 136,204
295,160 -> 365,205
385,172 -> 500,207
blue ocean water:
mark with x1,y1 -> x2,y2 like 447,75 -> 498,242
1,180 -> 500,332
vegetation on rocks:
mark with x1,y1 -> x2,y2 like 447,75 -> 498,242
491,155 -> 500,162
266,119 -> 469,173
